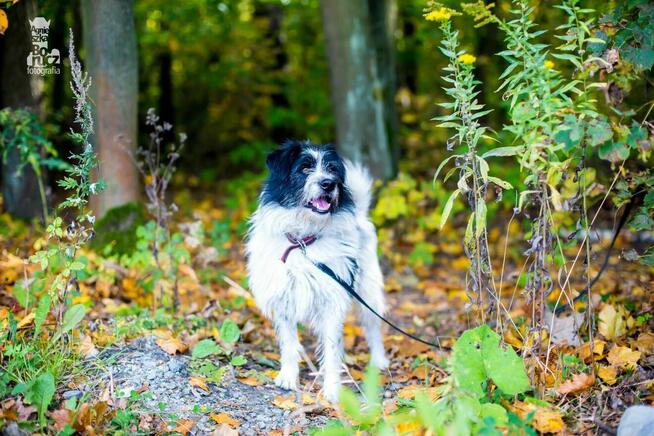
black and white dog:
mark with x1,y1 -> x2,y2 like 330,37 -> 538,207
246,140 -> 388,402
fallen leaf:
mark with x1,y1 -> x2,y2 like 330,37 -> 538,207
213,423 -> 239,436
237,376 -> 264,387
189,376 -> 210,392
578,340 -> 606,362
50,408 -> 72,432
635,332 -> 654,355
0,10 -> 8,35
272,394 -> 298,410
597,365 -> 618,385
17,312 -> 35,329
557,372 -> 595,395
209,412 -> 240,428
155,333 -> 188,355
79,334 -> 98,358
510,400 -> 565,434
607,346 -> 641,370
397,385 -> 441,401
598,304 -> 626,340
171,419 -> 195,435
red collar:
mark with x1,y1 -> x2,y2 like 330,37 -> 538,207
280,233 -> 317,263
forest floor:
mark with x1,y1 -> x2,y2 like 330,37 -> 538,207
1,195 -> 654,434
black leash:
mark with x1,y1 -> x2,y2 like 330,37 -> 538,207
314,261 -> 443,348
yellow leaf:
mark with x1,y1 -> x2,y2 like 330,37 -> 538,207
209,412 -> 239,428
0,10 -> 8,36
598,304 -> 626,340
16,312 -> 35,329
557,372 -> 595,395
510,401 -> 565,434
272,394 -> 298,410
635,332 -> 654,356
189,376 -> 210,392
607,346 -> 641,370
237,376 -> 264,387
597,366 -> 618,385
397,385 -> 441,401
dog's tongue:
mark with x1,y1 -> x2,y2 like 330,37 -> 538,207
311,197 -> 330,211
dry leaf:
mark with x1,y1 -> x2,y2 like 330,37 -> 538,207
578,340 -> 606,362
272,394 -> 298,410
189,376 -> 210,392
510,401 -> 565,434
172,419 -> 195,435
237,376 -> 264,387
155,333 -> 188,355
397,385 -> 441,401
557,372 -> 595,395
598,304 -> 626,340
210,412 -> 240,428
0,11 -> 8,36
213,423 -> 239,436
597,365 -> 618,385
607,346 -> 641,370
50,408 -> 73,432
17,312 -> 35,329
79,334 -> 99,358
635,332 -> 654,355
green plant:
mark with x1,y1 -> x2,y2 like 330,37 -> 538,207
428,3 -> 515,320
315,325 -> 532,435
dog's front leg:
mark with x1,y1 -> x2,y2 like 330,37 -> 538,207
317,313 -> 345,403
274,316 -> 301,391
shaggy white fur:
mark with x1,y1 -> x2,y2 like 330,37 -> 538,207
246,161 -> 388,403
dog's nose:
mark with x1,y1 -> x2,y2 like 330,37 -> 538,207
319,179 -> 336,191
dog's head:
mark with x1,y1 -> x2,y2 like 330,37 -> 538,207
261,140 -> 353,216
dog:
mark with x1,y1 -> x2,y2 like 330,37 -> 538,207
246,140 -> 388,402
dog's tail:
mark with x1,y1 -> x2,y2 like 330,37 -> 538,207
345,160 -> 373,216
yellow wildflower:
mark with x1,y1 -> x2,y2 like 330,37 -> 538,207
457,53 -> 477,65
544,60 -> 555,69
424,8 -> 452,22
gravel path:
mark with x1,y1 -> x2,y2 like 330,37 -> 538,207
85,336 -> 330,435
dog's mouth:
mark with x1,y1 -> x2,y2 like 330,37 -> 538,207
306,195 -> 333,214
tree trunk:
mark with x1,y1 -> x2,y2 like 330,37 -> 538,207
319,0 -> 398,180
81,0 -> 139,217
0,0 -> 44,220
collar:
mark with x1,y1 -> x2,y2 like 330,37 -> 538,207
280,233 -> 317,263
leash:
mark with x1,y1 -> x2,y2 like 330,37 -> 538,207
280,233 -> 442,348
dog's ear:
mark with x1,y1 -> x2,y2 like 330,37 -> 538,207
266,141 -> 302,174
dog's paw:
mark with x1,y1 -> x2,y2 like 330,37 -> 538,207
371,352 -> 390,370
322,380 -> 342,404
275,370 -> 298,391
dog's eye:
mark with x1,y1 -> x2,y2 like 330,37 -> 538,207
299,162 -> 313,173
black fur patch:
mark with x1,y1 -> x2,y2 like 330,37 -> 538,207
261,140 -> 354,213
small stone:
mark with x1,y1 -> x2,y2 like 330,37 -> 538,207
62,390 -> 83,400
618,405 -> 654,436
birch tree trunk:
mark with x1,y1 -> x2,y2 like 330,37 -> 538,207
320,0 -> 398,180
81,0 -> 140,217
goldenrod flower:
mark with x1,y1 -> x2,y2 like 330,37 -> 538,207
424,8 -> 452,22
544,60 -> 555,69
458,53 -> 477,65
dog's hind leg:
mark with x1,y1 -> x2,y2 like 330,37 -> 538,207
274,316 -> 301,391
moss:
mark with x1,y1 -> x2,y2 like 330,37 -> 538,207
91,202 -> 146,255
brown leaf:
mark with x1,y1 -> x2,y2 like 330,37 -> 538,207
209,412 -> 240,428
510,400 -> 565,434
79,334 -> 99,358
635,332 -> 654,355
397,385 -> 441,401
50,408 -> 73,432
172,419 -> 195,435
237,376 -> 264,387
155,332 -> 188,355
189,376 -> 210,392
213,423 -> 239,436
557,372 -> 595,395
